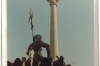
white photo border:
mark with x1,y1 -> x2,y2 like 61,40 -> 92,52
98,0 -> 100,66
2,0 -> 7,66
0,0 -> 1,66
94,0 -> 99,66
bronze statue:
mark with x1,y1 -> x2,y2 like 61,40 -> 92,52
26,34 -> 50,66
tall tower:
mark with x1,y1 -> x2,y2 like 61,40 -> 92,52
47,0 -> 59,61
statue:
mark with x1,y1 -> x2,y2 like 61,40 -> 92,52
26,34 -> 50,66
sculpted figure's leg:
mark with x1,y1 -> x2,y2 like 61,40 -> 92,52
33,53 -> 43,66
33,58 -> 38,66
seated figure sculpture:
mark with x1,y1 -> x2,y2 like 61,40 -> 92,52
26,34 -> 50,66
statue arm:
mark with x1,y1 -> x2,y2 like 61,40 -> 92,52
26,44 -> 32,55
39,42 -> 50,57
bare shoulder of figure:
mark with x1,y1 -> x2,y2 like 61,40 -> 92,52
29,43 -> 33,47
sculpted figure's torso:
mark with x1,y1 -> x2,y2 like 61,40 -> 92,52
27,35 -> 50,62
32,42 -> 42,53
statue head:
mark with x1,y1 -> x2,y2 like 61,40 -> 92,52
33,34 -> 42,42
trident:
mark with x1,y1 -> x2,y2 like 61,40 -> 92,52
28,8 -> 34,38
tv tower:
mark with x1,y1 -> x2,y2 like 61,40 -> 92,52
47,0 -> 59,61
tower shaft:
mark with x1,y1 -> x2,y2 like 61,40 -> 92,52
49,0 -> 59,61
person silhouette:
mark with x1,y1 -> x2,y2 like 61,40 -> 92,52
22,57 -> 26,66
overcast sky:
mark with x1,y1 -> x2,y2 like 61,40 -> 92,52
7,0 -> 94,66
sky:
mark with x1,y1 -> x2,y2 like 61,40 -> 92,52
7,0 -> 94,66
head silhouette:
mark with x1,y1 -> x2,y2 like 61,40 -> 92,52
33,34 -> 42,42
22,57 -> 26,62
